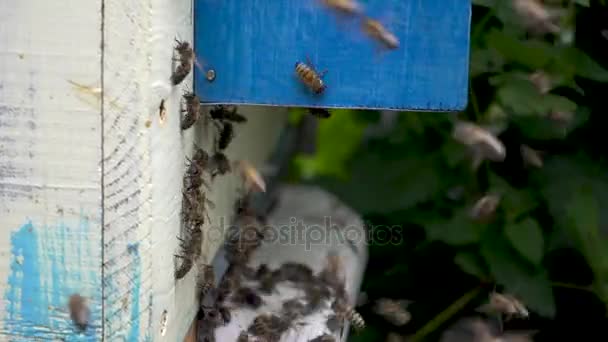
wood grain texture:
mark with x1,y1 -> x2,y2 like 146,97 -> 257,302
102,0 -> 288,339
212,185 -> 368,342
0,0 -> 103,340
194,0 -> 471,111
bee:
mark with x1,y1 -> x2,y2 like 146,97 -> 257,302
302,282 -> 332,315
209,105 -> 247,123
248,314 -> 291,340
278,262 -> 315,283
282,299 -> 307,320
217,122 -> 235,151
295,58 -> 327,94
181,92 -> 202,130
237,331 -> 250,342
452,121 -> 506,163
362,18 -> 399,50
309,107 -> 331,118
159,99 -> 167,124
68,294 -> 90,331
216,273 -> 240,303
333,298 -> 365,332
181,189 -> 213,227
184,147 -> 211,191
210,152 -> 232,179
235,160 -> 267,193
319,252 -> 345,290
321,0 -> 362,14
197,264 -> 216,298
470,194 -> 501,222
233,287 -> 264,309
373,298 -> 412,326
171,39 -> 194,86
174,227 -> 203,279
520,144 -> 543,168
479,292 -> 529,320
199,305 -> 229,327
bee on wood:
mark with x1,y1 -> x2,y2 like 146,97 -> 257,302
321,0 -> 362,14
232,287 -> 264,309
68,294 -> 90,331
174,227 -> 203,279
362,17 -> 399,50
309,107 -> 331,118
183,151 -> 211,192
171,39 -> 194,86
210,152 -> 232,179
295,58 -> 327,94
333,298 -> 365,332
310,334 -> 337,342
159,99 -> 167,124
302,282 -> 332,315
181,189 -> 213,226
181,92 -> 202,130
216,266 -> 241,303
197,264 -> 216,298
209,105 -> 247,123
217,122 -> 235,151
373,298 -> 412,327
199,305 -> 229,327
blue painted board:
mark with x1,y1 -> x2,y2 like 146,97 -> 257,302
194,0 -> 471,111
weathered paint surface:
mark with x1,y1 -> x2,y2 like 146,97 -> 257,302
2,219 -> 102,341
194,0 -> 471,110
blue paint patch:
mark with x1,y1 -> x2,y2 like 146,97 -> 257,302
3,218 -> 102,341
194,0 -> 471,111
128,243 -> 141,341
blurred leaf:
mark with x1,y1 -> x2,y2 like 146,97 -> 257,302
288,108 -> 307,125
512,106 -> 589,141
472,0 -> 495,7
556,47 -> 608,82
485,29 -> 553,69
505,218 -> 544,265
294,110 -> 366,179
455,251 -> 488,279
425,210 -> 486,246
575,0 -> 590,6
489,173 -> 538,222
480,232 -> 556,317
497,79 -> 577,117
470,48 -> 506,77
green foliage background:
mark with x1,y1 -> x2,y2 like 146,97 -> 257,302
288,1 -> 608,341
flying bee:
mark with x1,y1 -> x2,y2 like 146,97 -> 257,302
321,0 -> 362,14
477,291 -> 529,323
361,17 -> 399,50
295,58 -> 327,94
235,160 -> 267,193
181,92 -> 202,130
309,107 -> 331,118
159,99 -> 167,125
333,298 -> 365,332
320,252 -> 345,291
211,152 -> 232,179
68,294 -> 90,331
470,194 -> 501,222
373,298 -> 412,327
171,39 -> 194,86
520,144 -> 543,168
217,122 -> 235,151
452,120 -> 506,164
209,105 -> 247,123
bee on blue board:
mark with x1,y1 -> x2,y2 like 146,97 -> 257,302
309,107 -> 331,118
295,57 -> 327,94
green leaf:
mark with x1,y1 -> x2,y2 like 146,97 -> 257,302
294,110 -> 366,179
480,231 -> 556,317
455,251 -> 488,279
486,29 -> 554,69
557,47 -> 608,82
425,211 -> 484,246
505,218 -> 544,265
